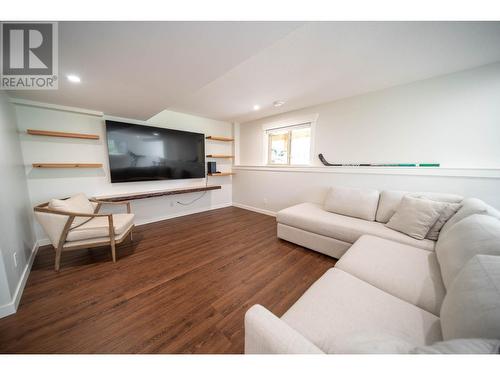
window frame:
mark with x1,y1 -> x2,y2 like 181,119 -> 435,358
262,114 -> 317,166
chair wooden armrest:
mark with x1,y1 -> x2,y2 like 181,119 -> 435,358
34,206 -> 112,217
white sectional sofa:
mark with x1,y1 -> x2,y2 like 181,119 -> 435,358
244,187 -> 500,354
276,189 -> 464,258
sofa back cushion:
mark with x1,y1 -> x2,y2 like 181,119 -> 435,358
435,214 -> 500,289
439,197 -> 500,236
440,255 -> 500,340
324,186 -> 380,221
375,190 -> 463,223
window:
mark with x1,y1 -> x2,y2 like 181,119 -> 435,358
267,123 -> 311,165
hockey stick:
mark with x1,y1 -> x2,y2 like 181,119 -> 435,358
318,154 -> 434,167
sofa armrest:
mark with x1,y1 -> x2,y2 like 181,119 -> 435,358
244,304 -> 324,354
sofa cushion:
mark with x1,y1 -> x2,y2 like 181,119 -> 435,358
277,203 -> 435,251
385,196 -> 444,240
327,331 -> 415,354
440,197 -> 500,235
435,214 -> 500,289
375,190 -> 463,223
323,186 -> 379,221
411,338 -> 500,354
66,213 -> 135,242
440,255 -> 500,340
49,193 -> 95,228
336,235 -> 445,315
281,268 -> 442,353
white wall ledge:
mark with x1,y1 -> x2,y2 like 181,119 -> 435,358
233,165 -> 500,179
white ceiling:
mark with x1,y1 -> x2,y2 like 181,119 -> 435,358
9,21 -> 500,123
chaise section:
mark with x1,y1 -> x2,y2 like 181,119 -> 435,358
277,223 -> 351,259
281,268 -> 442,353
277,202 -> 435,255
335,235 -> 446,315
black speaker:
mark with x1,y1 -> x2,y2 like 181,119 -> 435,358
207,161 -> 217,174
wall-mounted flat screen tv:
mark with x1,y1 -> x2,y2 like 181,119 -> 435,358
105,120 -> 205,183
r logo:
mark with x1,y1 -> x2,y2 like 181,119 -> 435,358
2,23 -> 53,75
1,22 -> 58,89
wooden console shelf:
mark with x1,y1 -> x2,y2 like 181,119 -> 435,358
206,154 -> 234,158
27,129 -> 100,140
32,163 -> 103,168
95,185 -> 222,202
207,172 -> 234,176
206,136 -> 234,142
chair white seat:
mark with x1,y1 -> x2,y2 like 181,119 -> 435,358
63,225 -> 134,248
66,213 -> 135,242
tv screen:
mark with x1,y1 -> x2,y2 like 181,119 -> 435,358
105,120 -> 205,183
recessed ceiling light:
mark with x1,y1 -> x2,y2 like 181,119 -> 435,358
67,74 -> 81,83
253,104 -> 260,111
152,132 -> 159,136
273,100 -> 285,107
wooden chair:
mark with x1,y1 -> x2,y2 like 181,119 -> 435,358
34,195 -> 135,271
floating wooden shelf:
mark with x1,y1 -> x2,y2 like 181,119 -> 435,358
94,186 -> 222,202
27,129 -> 100,140
32,163 -> 103,168
206,154 -> 234,159
207,172 -> 234,176
206,136 -> 234,142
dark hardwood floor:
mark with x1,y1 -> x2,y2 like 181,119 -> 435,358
0,207 -> 336,353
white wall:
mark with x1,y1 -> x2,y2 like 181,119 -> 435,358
15,102 -> 233,243
234,63 -> 500,212
0,92 -> 36,315
232,167 -> 500,215
239,63 -> 500,168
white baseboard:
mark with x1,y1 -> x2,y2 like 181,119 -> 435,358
0,240 -> 40,319
0,298 -> 16,318
232,202 -> 277,217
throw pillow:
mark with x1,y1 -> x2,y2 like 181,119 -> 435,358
425,202 -> 462,240
385,196 -> 444,239
49,192 -> 95,228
